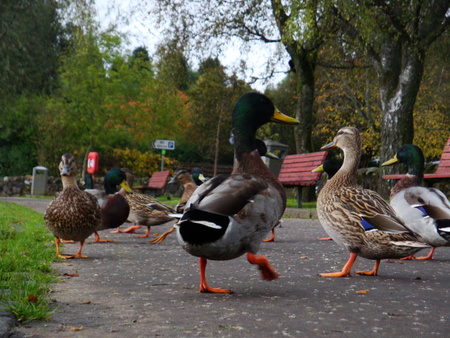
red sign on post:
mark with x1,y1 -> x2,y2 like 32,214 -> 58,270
87,152 -> 99,174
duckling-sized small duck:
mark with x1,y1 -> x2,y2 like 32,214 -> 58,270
175,93 -> 299,293
382,144 -> 450,259
45,153 -> 101,259
316,127 -> 430,277
311,160 -> 341,241
86,168 -> 132,242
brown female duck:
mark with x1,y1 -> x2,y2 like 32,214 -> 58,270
316,127 -> 429,277
45,153 -> 101,258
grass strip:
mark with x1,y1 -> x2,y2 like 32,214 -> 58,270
0,201 -> 57,323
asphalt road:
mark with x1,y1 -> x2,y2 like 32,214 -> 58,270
1,197 -> 449,337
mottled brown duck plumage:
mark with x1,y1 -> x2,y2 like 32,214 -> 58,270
45,153 -> 101,258
316,127 -> 430,277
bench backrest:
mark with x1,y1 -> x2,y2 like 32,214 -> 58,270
147,170 -> 170,189
434,138 -> 450,175
278,151 -> 328,186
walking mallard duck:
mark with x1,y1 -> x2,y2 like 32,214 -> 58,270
45,153 -> 101,259
117,171 -> 176,238
85,168 -> 132,242
382,144 -> 450,259
175,92 -> 299,293
316,127 -> 430,277
151,139 -> 280,245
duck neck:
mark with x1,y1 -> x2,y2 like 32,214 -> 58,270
329,146 -> 360,188
61,175 -> 79,190
104,181 -> 118,195
233,149 -> 286,207
391,174 -> 423,199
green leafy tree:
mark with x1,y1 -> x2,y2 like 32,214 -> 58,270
187,58 -> 251,174
333,0 -> 450,178
0,0 -> 60,175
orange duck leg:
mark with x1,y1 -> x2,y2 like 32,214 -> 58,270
263,229 -> 275,242
320,252 -> 357,277
150,227 -> 175,244
199,257 -> 232,294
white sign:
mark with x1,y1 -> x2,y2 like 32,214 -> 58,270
152,139 -> 176,150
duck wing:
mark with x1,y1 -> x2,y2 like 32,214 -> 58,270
400,186 -> 450,219
338,186 -> 412,234
185,174 -> 268,217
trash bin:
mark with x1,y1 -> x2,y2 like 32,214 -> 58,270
262,140 -> 289,177
31,166 -> 48,195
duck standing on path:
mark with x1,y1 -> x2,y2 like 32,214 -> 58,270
86,168 -> 132,242
118,175 -> 176,239
45,153 -> 101,259
316,127 -> 430,277
381,144 -> 450,259
175,93 -> 299,293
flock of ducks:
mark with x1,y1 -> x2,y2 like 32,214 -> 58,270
44,93 -> 450,294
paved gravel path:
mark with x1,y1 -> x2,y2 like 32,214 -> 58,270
1,197 -> 449,337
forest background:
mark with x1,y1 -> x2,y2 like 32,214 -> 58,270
1,0 -> 449,195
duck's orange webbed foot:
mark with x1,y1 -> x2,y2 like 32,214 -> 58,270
413,247 -> 435,260
93,231 -> 114,243
320,252 -> 357,278
400,255 -> 416,260
110,227 -> 123,233
122,225 -> 142,233
247,253 -> 279,281
198,257 -> 233,294
356,260 -> 380,276
263,229 -> 275,242
317,237 -> 333,241
150,227 -> 175,244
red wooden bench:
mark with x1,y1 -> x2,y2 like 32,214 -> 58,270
278,151 -> 328,207
133,170 -> 170,196
383,137 -> 450,185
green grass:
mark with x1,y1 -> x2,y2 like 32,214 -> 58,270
0,201 -> 57,323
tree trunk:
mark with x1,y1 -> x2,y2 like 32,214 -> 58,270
372,39 -> 425,195
213,106 -> 223,177
292,52 -> 317,154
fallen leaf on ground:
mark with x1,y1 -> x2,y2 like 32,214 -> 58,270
68,326 -> 83,331
63,272 -> 79,277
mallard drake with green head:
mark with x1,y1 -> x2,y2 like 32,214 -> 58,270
316,127 -> 430,277
175,92 -> 299,293
45,153 -> 101,259
85,168 -> 132,242
192,167 -> 206,186
382,144 -> 450,259
151,140 -> 279,245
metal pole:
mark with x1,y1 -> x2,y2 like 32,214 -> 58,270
161,149 -> 166,171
